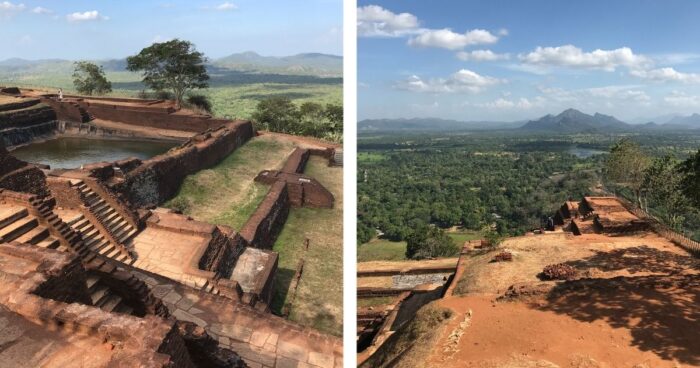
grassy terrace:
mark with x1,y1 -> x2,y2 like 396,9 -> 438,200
164,135 -> 296,229
357,230 -> 482,262
271,156 -> 343,336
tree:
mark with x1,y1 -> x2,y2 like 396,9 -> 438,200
252,97 -> 301,134
405,225 -> 458,260
604,139 -> 651,208
642,156 -> 688,229
679,149 -> 700,210
72,61 -> 112,95
126,39 -> 209,108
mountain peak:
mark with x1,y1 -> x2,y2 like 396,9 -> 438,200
522,109 -> 629,133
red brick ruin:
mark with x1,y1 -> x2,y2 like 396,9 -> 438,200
0,87 -> 342,367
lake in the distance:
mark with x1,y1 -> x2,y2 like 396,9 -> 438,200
567,146 -> 607,158
11,137 -> 177,169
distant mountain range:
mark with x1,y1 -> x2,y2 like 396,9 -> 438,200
358,118 -> 524,132
360,108 -> 700,133
0,51 -> 342,77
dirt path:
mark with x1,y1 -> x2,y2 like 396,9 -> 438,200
429,293 -> 696,368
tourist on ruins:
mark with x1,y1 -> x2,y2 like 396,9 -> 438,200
58,88 -> 63,100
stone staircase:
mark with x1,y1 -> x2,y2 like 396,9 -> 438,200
85,273 -> 134,315
333,149 -> 343,166
69,180 -> 138,262
67,214 -> 130,262
0,206 -> 65,251
200,279 -> 222,295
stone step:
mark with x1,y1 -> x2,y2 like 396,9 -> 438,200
91,201 -> 108,213
98,244 -> 116,255
106,248 -> 121,258
36,237 -> 59,249
90,285 -> 110,305
81,228 -> 101,241
84,235 -> 105,248
118,228 -> 137,244
73,218 -> 92,231
114,302 -> 134,315
15,226 -> 49,245
0,207 -> 28,230
0,216 -> 38,242
98,294 -> 123,312
101,210 -> 119,223
86,275 -> 100,293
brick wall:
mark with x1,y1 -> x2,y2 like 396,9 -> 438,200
112,121 -> 254,207
239,181 -> 291,249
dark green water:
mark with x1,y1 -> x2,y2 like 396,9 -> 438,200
11,137 -> 177,169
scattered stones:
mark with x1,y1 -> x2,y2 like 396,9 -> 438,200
541,263 -> 578,281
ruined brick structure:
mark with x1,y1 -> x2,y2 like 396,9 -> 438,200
0,242 -> 245,367
0,88 -> 343,367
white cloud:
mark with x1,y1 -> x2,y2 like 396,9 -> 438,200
0,1 -> 24,16
0,1 -> 24,11
66,10 -> 108,22
357,5 -> 419,37
519,45 -> 650,71
31,6 -> 51,14
408,28 -> 498,50
475,97 -> 543,109
395,69 -> 504,93
456,49 -> 510,62
630,67 -> 700,83
538,85 -> 651,105
215,2 -> 237,11
664,91 -> 700,107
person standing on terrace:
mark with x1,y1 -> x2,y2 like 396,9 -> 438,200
58,88 -> 63,101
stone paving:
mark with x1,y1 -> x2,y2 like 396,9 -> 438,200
129,228 -> 211,289
133,270 -> 342,368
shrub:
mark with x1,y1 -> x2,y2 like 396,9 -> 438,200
491,251 -> 513,262
185,94 -> 212,114
168,197 -> 191,214
541,263 -> 578,280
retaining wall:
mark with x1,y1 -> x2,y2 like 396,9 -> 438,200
112,120 -> 254,207
239,181 -> 290,249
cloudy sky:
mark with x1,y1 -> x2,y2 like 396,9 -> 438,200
358,0 -> 700,122
0,0 -> 342,60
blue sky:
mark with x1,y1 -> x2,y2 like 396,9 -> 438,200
358,0 -> 700,122
0,0 -> 342,60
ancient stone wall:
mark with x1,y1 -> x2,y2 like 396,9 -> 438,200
0,104 -> 56,129
198,226 -> 246,278
0,165 -> 49,197
81,102 -> 229,132
0,242 -> 244,368
112,121 -> 254,207
282,147 -> 311,173
239,181 -> 290,249
41,98 -> 86,122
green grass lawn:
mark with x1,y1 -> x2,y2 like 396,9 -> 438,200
164,136 -> 296,228
357,230 -> 482,263
446,230 -> 483,244
271,156 -> 343,336
357,239 -> 407,262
